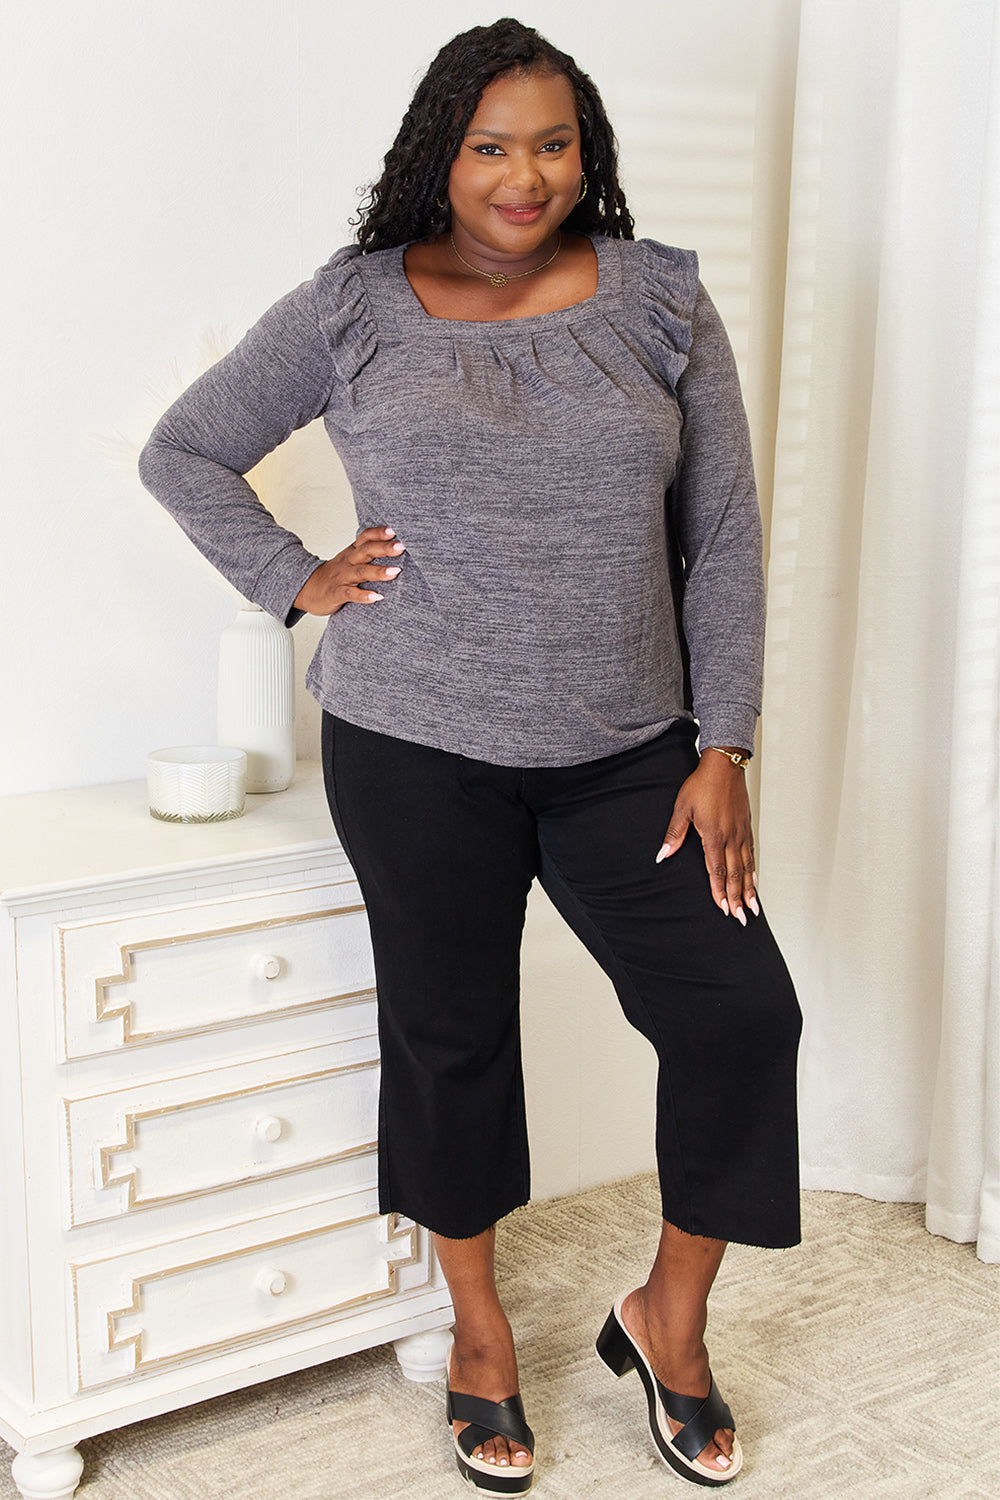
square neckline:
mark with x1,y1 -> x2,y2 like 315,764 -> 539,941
396,233 -> 612,329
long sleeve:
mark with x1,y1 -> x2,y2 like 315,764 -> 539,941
138,247 -> 375,623
668,284 -> 765,753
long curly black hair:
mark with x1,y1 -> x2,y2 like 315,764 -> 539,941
355,17 -> 634,251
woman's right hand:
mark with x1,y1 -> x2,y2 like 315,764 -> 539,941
293,526 -> 404,616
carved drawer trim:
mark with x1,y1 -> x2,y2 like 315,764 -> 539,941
63,1039 -> 380,1225
70,1205 -> 426,1389
56,881 -> 376,1059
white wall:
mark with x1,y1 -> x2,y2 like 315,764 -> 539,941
1,0 -> 800,1199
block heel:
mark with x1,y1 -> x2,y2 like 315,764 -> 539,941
596,1308 -> 636,1377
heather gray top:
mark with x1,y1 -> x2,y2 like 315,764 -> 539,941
139,235 -> 764,766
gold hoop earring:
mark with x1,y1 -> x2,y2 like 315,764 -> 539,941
576,172 -> 588,204
436,197 -> 448,209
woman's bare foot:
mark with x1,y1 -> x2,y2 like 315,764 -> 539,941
449,1324 -> 533,1469
621,1284 -> 734,1474
433,1226 -> 533,1471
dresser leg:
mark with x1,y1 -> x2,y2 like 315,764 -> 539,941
10,1447 -> 85,1500
393,1324 -> 453,1382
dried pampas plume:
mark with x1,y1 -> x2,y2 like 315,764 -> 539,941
95,327 -> 233,475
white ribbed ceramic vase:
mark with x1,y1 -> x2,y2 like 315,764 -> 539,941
217,604 -> 295,793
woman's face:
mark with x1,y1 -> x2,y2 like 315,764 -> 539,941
446,69 -> 583,260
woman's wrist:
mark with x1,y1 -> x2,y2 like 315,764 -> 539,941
702,745 -> 751,770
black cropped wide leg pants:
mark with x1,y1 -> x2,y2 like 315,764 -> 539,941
322,713 -> 802,1248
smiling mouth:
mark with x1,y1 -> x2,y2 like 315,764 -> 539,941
491,202 -> 547,221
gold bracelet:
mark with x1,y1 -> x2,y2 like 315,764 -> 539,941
708,746 -> 751,769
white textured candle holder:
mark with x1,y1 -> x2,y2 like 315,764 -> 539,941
147,747 -> 247,823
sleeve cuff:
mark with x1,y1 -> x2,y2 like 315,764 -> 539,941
249,541 -> 324,627
696,704 -> 759,758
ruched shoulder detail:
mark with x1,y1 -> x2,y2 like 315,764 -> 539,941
309,244 -> 378,385
635,238 -> 700,390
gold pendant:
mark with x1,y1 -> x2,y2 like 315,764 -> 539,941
490,271 -> 509,288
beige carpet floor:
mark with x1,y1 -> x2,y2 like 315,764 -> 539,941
1,1177 -> 996,1500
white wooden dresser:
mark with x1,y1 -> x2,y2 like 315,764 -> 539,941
0,764 -> 453,1499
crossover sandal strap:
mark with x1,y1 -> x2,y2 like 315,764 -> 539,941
658,1375 -> 735,1463
447,1391 -> 535,1453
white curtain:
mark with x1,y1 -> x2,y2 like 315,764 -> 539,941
759,0 -> 1000,1261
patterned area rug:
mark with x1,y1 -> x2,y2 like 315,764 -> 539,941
1,1177 -> 996,1499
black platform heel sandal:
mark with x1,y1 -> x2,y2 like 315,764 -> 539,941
446,1388 -> 535,1495
597,1293 -> 743,1487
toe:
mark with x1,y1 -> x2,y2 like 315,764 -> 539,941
697,1429 -> 735,1472
454,1423 -> 532,1470
478,1435 -> 532,1469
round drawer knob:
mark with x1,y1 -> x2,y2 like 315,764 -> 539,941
256,1268 -> 287,1297
253,954 -> 283,981
255,1115 -> 285,1144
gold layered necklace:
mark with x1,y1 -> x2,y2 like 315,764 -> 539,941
449,231 -> 563,289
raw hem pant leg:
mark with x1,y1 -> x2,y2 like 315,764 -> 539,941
321,715 -> 538,1240
530,726 -> 802,1250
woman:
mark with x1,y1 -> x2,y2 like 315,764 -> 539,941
139,18 -> 801,1493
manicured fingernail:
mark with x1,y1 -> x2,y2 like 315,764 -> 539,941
384,567 -> 401,577
367,592 -> 384,601
391,541 -> 404,551
748,895 -> 760,917
735,907 -> 747,927
721,898 -> 730,916
656,844 -> 671,863
384,528 -> 395,536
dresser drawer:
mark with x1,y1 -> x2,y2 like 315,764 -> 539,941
63,1034 -> 379,1227
70,1197 -> 429,1391
56,880 -> 375,1060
